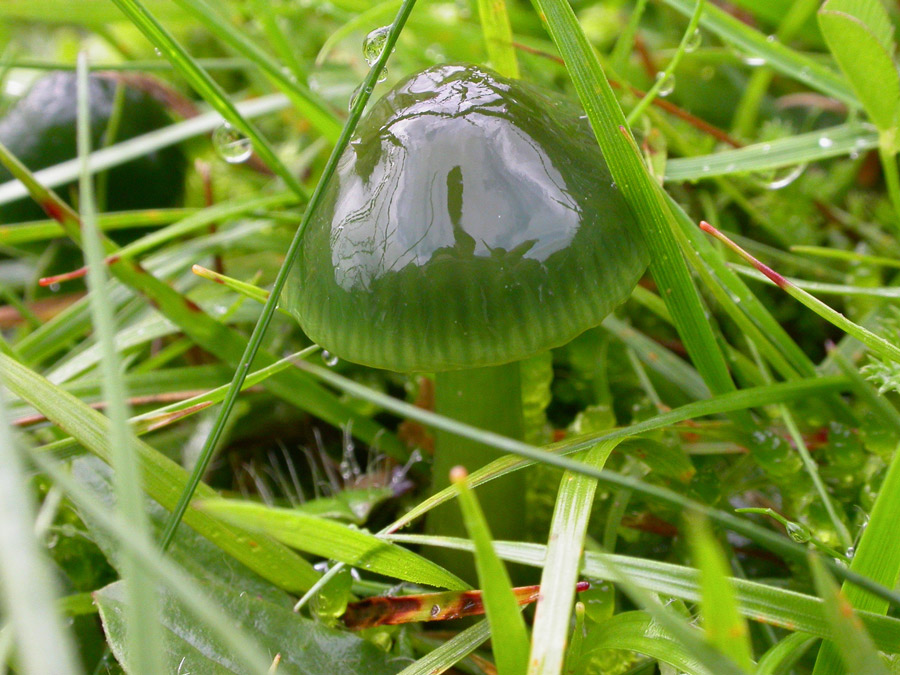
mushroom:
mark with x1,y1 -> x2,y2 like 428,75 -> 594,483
285,64 -> 648,576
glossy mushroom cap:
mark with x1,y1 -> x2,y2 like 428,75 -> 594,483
286,64 -> 649,372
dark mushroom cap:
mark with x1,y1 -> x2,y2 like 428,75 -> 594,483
286,64 -> 648,372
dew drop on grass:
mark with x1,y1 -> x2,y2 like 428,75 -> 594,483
363,26 -> 391,66
763,163 -> 807,190
685,29 -> 702,53
212,123 -> 252,164
348,84 -> 372,111
321,350 -> 339,367
818,136 -> 834,149
655,72 -> 675,97
743,55 -> 766,67
786,522 -> 811,543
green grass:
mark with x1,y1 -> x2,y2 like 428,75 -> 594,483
2,1 -> 900,674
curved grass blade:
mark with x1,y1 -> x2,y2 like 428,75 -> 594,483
0,94 -> 291,207
196,499 -> 468,590
453,467 -> 529,675
577,611 -> 713,675
664,124 -> 878,183
756,633 -> 818,675
76,53 -> 164,675
0,352 -> 320,592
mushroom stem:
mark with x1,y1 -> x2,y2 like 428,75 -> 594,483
429,362 -> 527,582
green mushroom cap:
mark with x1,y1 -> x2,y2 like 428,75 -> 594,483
287,64 -> 649,372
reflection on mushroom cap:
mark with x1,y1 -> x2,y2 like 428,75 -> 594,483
286,64 -> 649,372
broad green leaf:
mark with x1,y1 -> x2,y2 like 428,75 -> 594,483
453,470 -> 529,675
0,352 -> 320,592
686,516 -> 754,671
577,611 -> 713,675
196,499 -> 468,590
809,556 -> 890,675
96,579 -> 401,675
529,439 -> 620,675
819,0 -> 900,132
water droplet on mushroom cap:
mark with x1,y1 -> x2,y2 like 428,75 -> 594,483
286,64 -> 649,372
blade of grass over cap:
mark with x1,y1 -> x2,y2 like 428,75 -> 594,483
156,0 -> 420,550
531,0 -> 745,418
0,393 -> 81,674
476,0 -> 519,78
452,467 -> 529,675
76,53 -> 164,675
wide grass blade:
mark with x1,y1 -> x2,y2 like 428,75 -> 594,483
476,0 -> 519,78
196,499 -> 468,590
453,467 -> 529,675
686,515 -> 753,670
528,439 -> 620,675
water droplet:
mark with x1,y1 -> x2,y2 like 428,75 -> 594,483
743,55 -> 766,67
377,66 -> 388,83
818,136 -> 834,149
322,350 -> 339,367
655,71 -> 675,97
786,522 -> 811,543
766,34 -> 776,43
153,48 -> 162,57
348,84 -> 372,111
212,123 -> 252,164
763,163 -> 807,190
430,604 -> 441,617
49,282 -> 61,292
363,26 -> 391,66
685,29 -> 702,53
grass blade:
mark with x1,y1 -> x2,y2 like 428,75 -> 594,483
195,499 -> 468,590
0,352 -> 321,592
532,0 -> 745,416
453,467 -> 529,675
476,0 -> 519,78
809,556 -> 890,675
397,620 -> 491,675
528,439 -> 620,675
76,53 -> 164,675
686,515 -> 753,671
0,389 -> 81,674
